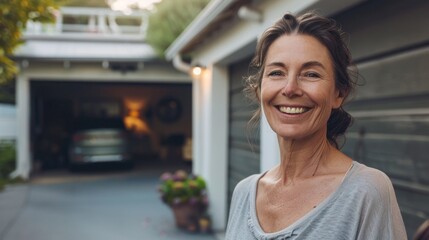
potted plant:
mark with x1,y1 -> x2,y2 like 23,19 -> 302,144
158,170 -> 211,232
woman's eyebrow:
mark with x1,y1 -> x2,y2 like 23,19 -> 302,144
265,62 -> 286,68
265,61 -> 325,69
302,61 -> 326,70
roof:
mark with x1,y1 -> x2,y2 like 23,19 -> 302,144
165,0 -> 252,60
165,0 -> 369,61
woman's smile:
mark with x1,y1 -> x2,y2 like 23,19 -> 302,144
276,105 -> 312,115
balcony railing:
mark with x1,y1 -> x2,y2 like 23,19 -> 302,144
24,7 -> 149,40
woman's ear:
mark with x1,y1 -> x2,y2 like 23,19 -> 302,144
333,88 -> 346,109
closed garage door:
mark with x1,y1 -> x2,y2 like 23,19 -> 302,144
227,57 -> 260,207
333,0 -> 429,237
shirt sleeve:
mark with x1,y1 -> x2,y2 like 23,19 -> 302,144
225,175 -> 257,240
356,169 -> 407,240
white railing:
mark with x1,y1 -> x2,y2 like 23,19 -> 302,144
24,7 -> 149,39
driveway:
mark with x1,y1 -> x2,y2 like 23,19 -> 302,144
0,165 -> 218,240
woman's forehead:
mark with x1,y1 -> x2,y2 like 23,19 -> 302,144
265,34 -> 333,69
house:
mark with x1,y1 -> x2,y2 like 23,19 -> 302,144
166,0 -> 429,237
12,7 -> 192,176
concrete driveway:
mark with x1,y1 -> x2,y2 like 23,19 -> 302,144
0,165 -> 218,240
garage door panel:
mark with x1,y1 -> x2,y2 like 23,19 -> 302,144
347,133 -> 429,183
335,0 -> 429,61
230,91 -> 256,108
348,116 -> 429,137
396,188 -> 429,221
355,47 -> 429,100
230,59 -> 251,90
229,109 -> 254,118
346,94 -> 429,113
228,57 -> 260,212
229,139 -> 260,152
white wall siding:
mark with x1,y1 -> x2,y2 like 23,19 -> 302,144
0,104 -> 16,140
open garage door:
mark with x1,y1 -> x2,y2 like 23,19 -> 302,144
30,81 -> 192,171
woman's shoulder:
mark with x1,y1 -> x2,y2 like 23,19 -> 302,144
352,161 -> 391,183
232,173 -> 263,198
228,173 -> 262,214
347,161 -> 395,198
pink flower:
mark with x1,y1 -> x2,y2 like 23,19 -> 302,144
173,170 -> 188,181
160,172 -> 173,181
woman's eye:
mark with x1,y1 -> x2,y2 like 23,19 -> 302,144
303,72 -> 321,78
267,71 -> 284,77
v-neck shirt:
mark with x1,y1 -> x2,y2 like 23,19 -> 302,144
225,161 -> 407,240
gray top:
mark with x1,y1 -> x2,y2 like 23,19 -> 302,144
225,161 -> 407,240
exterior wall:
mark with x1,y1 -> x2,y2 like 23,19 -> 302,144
13,61 -> 191,179
0,104 -> 16,141
193,65 -> 229,230
333,0 -> 429,238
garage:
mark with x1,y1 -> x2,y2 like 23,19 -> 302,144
30,80 -> 192,171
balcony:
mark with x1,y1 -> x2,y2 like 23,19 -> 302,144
15,7 -> 156,62
24,7 -> 149,41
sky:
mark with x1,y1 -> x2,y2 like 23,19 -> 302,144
108,0 -> 162,13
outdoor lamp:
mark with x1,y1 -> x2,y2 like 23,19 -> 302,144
192,66 -> 203,76
190,64 -> 205,79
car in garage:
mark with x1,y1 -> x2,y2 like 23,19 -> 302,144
68,117 -> 132,169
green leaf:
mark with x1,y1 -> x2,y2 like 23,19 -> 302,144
0,0 -> 57,85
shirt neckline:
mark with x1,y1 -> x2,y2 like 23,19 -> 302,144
247,161 -> 358,239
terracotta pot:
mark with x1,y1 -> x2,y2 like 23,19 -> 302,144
171,203 -> 202,229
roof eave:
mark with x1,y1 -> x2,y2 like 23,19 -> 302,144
165,0 -> 235,60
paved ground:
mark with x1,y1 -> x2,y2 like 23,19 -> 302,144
0,164 -> 219,240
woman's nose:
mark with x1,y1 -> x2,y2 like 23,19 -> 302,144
281,76 -> 303,98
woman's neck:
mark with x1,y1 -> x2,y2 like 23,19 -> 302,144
274,132 -> 334,184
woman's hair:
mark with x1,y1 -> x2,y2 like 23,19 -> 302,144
245,12 -> 357,149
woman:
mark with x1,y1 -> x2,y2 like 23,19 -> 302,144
226,12 -> 407,240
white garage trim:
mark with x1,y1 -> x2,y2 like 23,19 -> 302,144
11,75 -> 31,179
196,64 -> 229,230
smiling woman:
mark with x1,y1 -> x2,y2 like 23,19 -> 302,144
225,12 -> 407,240
261,34 -> 343,142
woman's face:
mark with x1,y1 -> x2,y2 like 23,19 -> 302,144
261,34 -> 343,141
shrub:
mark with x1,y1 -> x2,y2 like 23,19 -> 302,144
0,141 -> 16,179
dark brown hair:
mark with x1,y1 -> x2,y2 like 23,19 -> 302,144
245,12 -> 356,149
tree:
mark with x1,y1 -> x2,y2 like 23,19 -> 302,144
146,0 -> 210,57
0,0 -> 57,87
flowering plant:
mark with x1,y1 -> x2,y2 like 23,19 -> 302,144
158,170 -> 208,207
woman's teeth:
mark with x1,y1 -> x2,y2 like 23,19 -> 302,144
279,106 -> 307,114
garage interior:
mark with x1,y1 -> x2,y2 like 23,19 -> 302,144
30,80 -> 192,171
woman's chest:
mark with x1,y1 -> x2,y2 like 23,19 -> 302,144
255,177 -> 341,233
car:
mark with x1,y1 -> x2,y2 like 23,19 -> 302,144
68,117 -> 132,169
